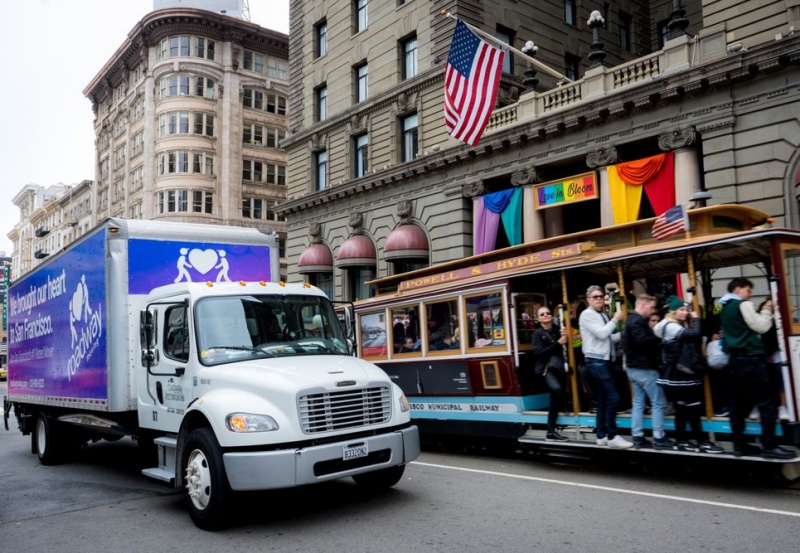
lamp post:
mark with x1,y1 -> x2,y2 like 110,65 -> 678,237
521,40 -> 539,92
667,0 -> 689,39
587,10 -> 606,68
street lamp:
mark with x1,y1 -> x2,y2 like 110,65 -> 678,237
521,40 -> 539,92
587,10 -> 606,68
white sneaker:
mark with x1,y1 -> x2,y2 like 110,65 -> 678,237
596,437 -> 608,446
779,406 -> 790,420
608,435 -> 633,450
748,408 -> 760,420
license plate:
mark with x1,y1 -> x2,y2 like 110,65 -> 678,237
343,442 -> 368,461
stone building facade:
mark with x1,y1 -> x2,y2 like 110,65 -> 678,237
280,0 -> 800,301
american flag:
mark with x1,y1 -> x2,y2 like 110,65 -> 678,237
652,204 -> 688,240
444,20 -> 504,146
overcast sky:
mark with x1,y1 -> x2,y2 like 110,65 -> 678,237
0,0 -> 289,257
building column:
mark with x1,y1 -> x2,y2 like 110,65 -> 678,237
659,129 -> 699,205
586,147 -> 618,228
523,186 -> 545,241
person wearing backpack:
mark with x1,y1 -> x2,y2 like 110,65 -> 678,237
654,296 -> 723,453
719,278 -> 795,459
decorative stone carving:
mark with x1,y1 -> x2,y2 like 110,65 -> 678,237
397,200 -> 412,224
348,212 -> 365,234
658,128 -> 696,151
349,114 -> 367,133
511,167 -> 539,186
462,182 -> 485,198
309,222 -> 322,243
586,147 -> 618,168
232,46 -> 240,70
309,133 -> 327,152
218,84 -> 224,99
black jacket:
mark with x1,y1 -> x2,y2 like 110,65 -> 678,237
623,311 -> 661,370
532,326 -> 564,373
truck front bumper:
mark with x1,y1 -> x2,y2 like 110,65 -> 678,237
223,425 -> 420,491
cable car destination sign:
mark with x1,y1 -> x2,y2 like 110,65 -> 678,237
399,242 -> 586,292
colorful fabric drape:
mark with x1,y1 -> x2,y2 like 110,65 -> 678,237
608,152 -> 675,224
473,188 -> 523,254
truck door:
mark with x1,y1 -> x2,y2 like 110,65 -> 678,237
140,301 -> 193,431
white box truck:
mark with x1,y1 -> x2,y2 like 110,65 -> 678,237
3,218 -> 419,529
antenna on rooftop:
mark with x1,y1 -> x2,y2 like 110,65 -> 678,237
242,0 -> 250,21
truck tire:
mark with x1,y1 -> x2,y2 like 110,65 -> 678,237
352,464 -> 405,490
182,427 -> 231,530
34,414 -> 68,466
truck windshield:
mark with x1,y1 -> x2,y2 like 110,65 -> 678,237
195,294 -> 349,366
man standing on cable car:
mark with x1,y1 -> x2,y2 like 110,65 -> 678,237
719,278 -> 795,459
580,285 -> 632,449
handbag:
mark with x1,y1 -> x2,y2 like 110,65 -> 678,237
706,339 -> 729,369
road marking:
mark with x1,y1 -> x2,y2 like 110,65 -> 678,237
412,461 -> 800,517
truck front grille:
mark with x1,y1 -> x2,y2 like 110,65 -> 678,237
299,386 -> 391,433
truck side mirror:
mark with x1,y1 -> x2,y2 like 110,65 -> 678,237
140,309 -> 159,367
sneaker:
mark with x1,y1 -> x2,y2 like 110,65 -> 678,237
608,435 -> 633,450
675,440 -> 700,452
733,444 -> 762,457
779,406 -> 790,420
596,437 -> 608,446
714,409 -> 730,417
546,432 -> 569,442
653,437 -> 675,450
748,408 -> 760,420
761,446 -> 797,460
698,441 -> 724,454
633,436 -> 652,448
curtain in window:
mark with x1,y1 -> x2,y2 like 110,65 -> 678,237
608,151 -> 674,223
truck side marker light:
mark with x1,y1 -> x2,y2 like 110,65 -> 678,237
279,281 -> 286,287
239,280 -> 246,286
205,281 -> 214,287
259,281 -> 267,286
304,282 -> 311,288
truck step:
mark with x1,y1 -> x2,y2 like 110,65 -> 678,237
141,436 -> 178,485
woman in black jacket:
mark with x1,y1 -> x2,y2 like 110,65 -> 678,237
532,306 -> 569,441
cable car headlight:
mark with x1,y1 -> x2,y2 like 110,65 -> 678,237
226,413 -> 279,432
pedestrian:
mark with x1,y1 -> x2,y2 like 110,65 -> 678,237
654,296 -> 723,453
623,294 -> 673,449
579,285 -> 632,449
532,305 -> 569,442
719,278 -> 795,459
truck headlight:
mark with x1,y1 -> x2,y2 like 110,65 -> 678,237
399,393 -> 411,413
226,413 -> 279,432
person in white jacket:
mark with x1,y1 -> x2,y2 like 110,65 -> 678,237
579,285 -> 631,449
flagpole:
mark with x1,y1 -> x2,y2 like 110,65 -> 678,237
441,10 -> 572,83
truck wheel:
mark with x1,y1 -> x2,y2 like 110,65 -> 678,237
352,464 -> 405,490
182,428 -> 231,530
34,414 -> 67,466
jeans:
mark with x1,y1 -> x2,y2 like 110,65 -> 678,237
544,368 -> 567,433
626,367 -> 667,439
587,359 -> 619,439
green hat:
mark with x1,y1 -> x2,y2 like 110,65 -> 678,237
666,295 -> 688,312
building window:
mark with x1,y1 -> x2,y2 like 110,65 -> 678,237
266,164 -> 286,186
162,35 -> 190,58
564,0 -> 576,26
243,160 -> 264,182
307,272 -> 333,298
268,57 -> 288,79
316,85 -> 328,121
266,127 -> 286,148
160,74 -> 216,99
355,0 -> 368,33
316,150 -> 328,191
401,112 -> 418,162
243,123 -> 265,145
348,266 -> 375,301
242,197 -> 264,219
243,89 -> 264,110
192,190 -> 214,213
401,35 -> 418,80
193,113 -> 214,136
355,63 -> 368,103
267,94 -> 286,115
354,134 -> 369,178
565,53 -> 580,81
316,20 -> 327,57
495,27 -> 514,74
131,130 -> 144,158
192,153 -> 215,175
195,37 -> 215,60
243,50 -> 264,73
619,12 -> 631,51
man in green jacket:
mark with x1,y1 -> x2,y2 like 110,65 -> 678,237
719,277 -> 795,459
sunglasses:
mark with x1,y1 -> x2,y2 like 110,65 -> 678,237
538,312 -> 551,316
589,294 -> 606,299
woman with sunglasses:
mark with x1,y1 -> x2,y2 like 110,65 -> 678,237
532,306 -> 569,441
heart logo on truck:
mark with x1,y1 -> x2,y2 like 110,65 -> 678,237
188,249 -> 219,275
